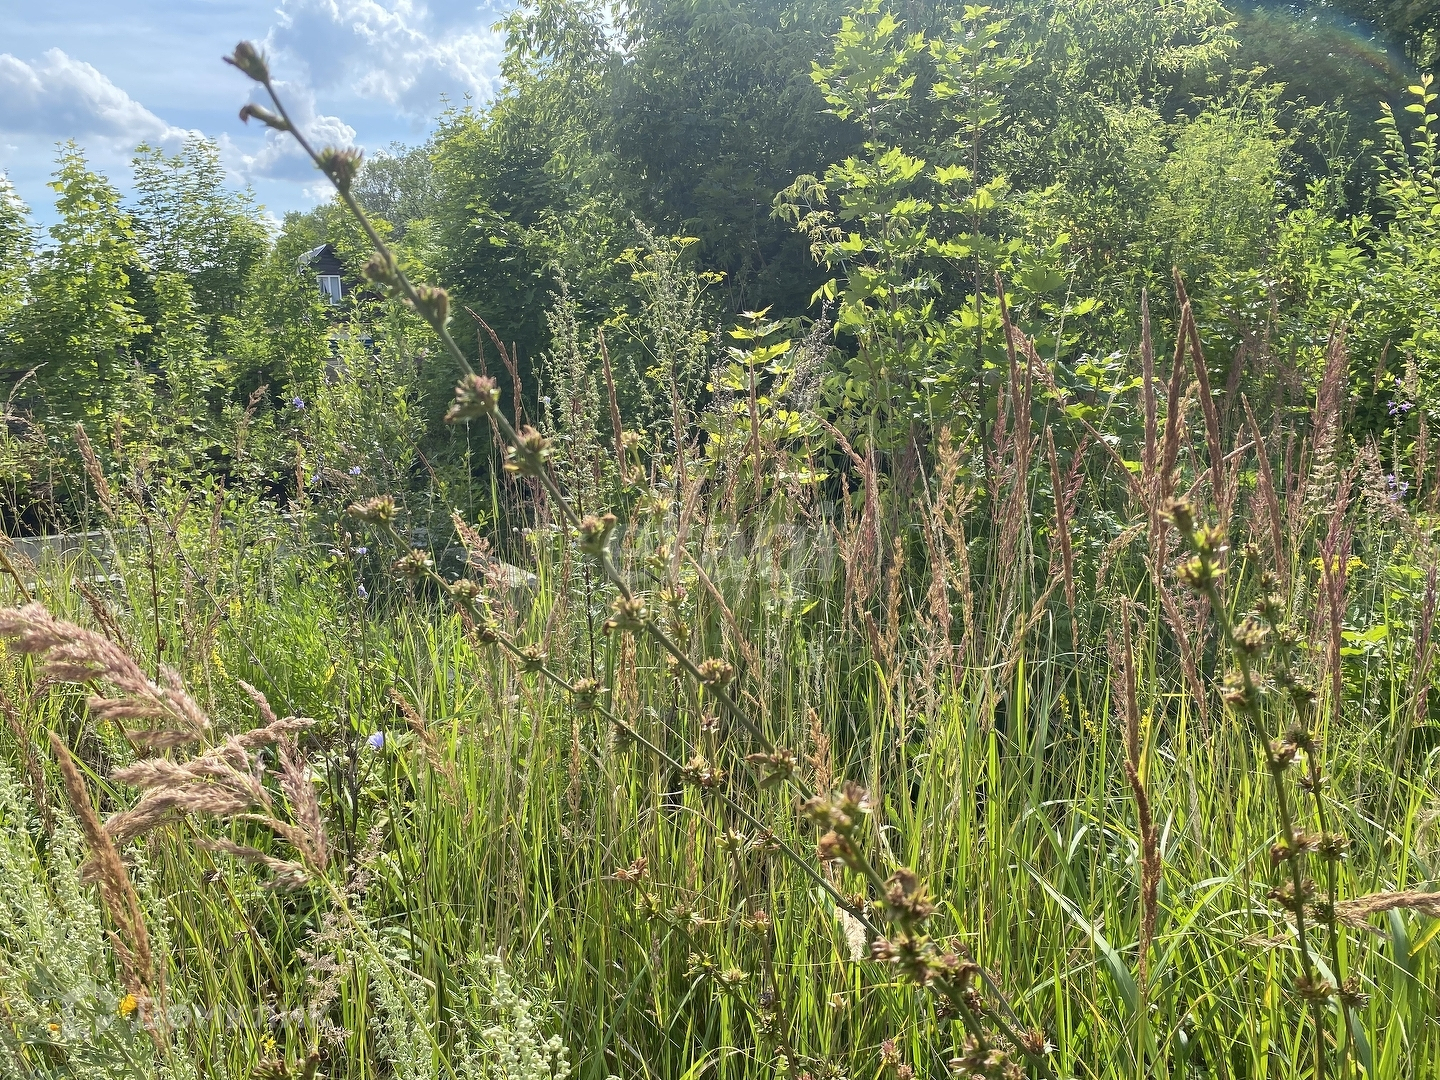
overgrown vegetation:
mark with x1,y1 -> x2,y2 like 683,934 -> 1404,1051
1,1 -> 1439,1078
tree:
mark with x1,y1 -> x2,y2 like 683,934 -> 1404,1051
224,211 -> 332,409
0,175 -> 32,346
780,2 -> 1135,444
602,0 -> 859,313
430,0 -> 862,375
431,0 -> 629,373
1282,0 -> 1440,72
131,136 -> 267,342
353,142 -> 440,237
7,144 -> 148,420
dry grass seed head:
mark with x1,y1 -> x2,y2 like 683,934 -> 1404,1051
48,733 -> 162,1021
0,603 -> 211,744
1335,889 -> 1440,926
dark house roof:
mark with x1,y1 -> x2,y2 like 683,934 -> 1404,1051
298,243 -> 352,306
297,244 -> 376,356
299,243 -> 345,277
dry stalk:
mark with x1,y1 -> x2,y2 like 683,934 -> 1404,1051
49,732 -> 165,1034
1318,466 -> 1357,718
75,422 -> 118,519
599,329 -> 627,479
1297,328 -> 1348,520
918,508 -> 954,704
389,687 -> 459,788
1046,428 -> 1080,652
1145,296 -> 1209,731
1173,272 -> 1226,516
1157,313 -> 1188,511
683,549 -> 762,675
1335,889 -> 1440,926
817,416 -> 881,617
1140,291 -> 1156,489
244,46 -> 1058,1068
1243,395 -> 1286,584
0,684 -> 51,830
999,570 -> 1063,692
1158,583 -> 1210,734
934,427 -> 976,668
77,579 -> 137,655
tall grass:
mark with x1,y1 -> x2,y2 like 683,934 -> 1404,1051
0,42 -> 1437,1080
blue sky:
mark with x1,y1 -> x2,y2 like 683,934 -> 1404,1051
0,0 -> 510,228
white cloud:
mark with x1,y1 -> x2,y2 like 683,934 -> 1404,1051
265,0 -> 504,117
212,2 -> 506,189
0,3 -> 507,222
0,49 -> 191,149
221,79 -> 359,183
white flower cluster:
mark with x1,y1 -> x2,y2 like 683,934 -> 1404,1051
0,762 -> 190,1079
463,954 -> 570,1080
366,954 -> 437,1080
366,949 -> 571,1080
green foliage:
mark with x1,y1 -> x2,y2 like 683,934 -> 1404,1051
368,952 -> 571,1080
0,142 -> 442,527
537,276 -> 609,510
131,137 -> 267,342
1153,83 -> 1291,292
430,0 -> 859,374
7,16 -> 1440,1075
996,0 -> 1233,298
0,763 -> 186,1080
1281,0 -> 1440,72
7,145 -> 150,421
0,177 -> 31,342
777,3 -> 1070,445
353,142 -> 440,239
607,229 -> 720,445
703,307 -> 827,497
1278,75 -> 1440,433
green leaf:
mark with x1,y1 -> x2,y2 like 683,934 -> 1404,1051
1032,872 -> 1139,1015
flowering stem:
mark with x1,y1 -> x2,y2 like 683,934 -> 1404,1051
1178,520 -> 1328,1079
238,49 -> 1051,1069
385,530 -> 868,928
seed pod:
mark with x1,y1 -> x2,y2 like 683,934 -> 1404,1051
346,496 -> 398,525
504,426 -> 552,477
578,513 -> 617,557
317,147 -> 364,193
697,657 -> 735,689
362,252 -> 400,288
225,42 -> 270,82
407,284 -> 450,327
393,549 -> 434,579
446,374 -> 501,423
603,596 -> 648,635
238,103 -> 289,132
448,578 -> 482,602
